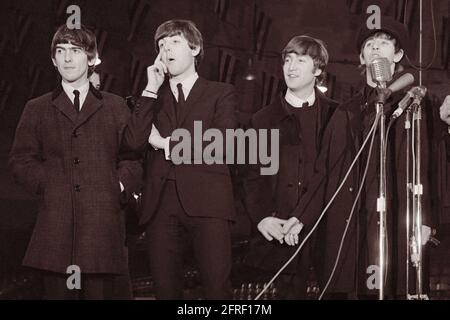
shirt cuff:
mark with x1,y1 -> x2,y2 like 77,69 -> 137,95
164,137 -> 171,160
148,133 -> 159,150
142,90 -> 158,98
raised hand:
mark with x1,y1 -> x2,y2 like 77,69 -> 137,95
144,52 -> 167,94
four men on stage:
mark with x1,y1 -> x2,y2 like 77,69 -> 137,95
8,12 -> 450,299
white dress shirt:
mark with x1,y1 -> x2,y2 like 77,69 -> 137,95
285,88 -> 316,108
61,80 -> 90,111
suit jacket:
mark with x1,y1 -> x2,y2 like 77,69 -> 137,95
9,84 -> 142,274
124,77 -> 238,225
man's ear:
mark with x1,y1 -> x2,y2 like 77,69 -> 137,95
191,46 -> 200,57
52,58 -> 57,67
87,58 -> 96,67
359,53 -> 366,66
393,49 -> 404,63
313,68 -> 322,77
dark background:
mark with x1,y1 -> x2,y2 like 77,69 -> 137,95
1,0 -> 449,299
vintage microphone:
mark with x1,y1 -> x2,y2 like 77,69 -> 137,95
391,86 -> 427,120
369,57 -> 392,88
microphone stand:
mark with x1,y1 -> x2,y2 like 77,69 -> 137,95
407,97 -> 429,300
375,86 -> 391,300
405,108 -> 412,298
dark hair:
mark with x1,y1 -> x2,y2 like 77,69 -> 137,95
51,24 -> 98,76
154,19 -> 204,67
360,31 -> 402,54
282,35 -> 329,81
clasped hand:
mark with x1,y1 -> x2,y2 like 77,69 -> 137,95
257,216 -> 304,246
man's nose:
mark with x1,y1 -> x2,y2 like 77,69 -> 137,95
288,61 -> 297,71
64,50 -> 72,62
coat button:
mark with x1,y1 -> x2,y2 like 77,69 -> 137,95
72,131 -> 78,138
73,157 -> 80,164
74,185 -> 81,192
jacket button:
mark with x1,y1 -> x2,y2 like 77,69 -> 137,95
73,157 -> 80,165
74,185 -> 81,192
72,131 -> 79,138
298,181 -> 302,186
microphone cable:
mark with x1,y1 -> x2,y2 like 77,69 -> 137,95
319,112 -> 380,299
254,111 -> 381,301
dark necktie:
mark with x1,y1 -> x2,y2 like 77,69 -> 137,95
73,90 -> 80,113
176,83 -> 185,122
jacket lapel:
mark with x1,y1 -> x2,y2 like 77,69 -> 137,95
160,85 -> 177,129
51,84 -> 78,124
177,77 -> 207,127
75,84 -> 104,129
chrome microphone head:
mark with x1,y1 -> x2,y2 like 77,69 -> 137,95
369,57 -> 392,88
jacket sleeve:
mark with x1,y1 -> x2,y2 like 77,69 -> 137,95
9,101 -> 47,195
114,98 -> 145,199
242,117 -> 275,229
290,109 -> 351,230
122,96 -> 158,153
290,123 -> 331,229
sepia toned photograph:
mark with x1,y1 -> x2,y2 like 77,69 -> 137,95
0,0 -> 449,306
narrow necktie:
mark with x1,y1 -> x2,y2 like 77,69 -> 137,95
177,83 -> 185,104
73,90 -> 80,113
176,83 -> 185,122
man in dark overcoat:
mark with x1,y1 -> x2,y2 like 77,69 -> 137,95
9,24 -> 142,299
243,36 -> 338,299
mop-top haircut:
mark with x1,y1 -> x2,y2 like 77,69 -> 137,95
154,19 -> 204,67
282,35 -> 329,81
51,24 -> 98,76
